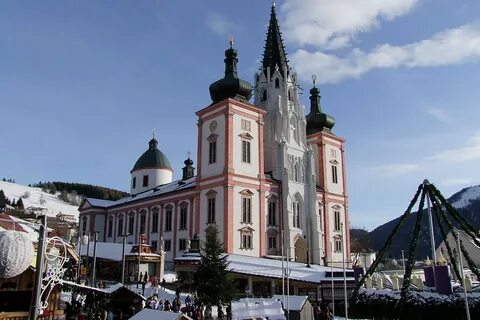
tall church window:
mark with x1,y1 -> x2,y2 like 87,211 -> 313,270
332,165 -> 338,184
128,212 -> 135,235
139,210 -> 146,234
292,200 -> 301,228
334,237 -> 342,252
132,177 -> 136,189
207,190 -> 217,224
179,203 -> 188,230
142,175 -> 149,187
179,238 -> 187,251
268,236 -> 277,250
107,216 -> 113,238
209,141 -> 216,164
151,240 -> 158,252
262,90 -> 267,101
241,196 -> 252,223
164,239 -> 171,252
275,78 -> 280,88
334,210 -> 341,231
267,199 -> 277,226
240,229 -> 253,249
165,206 -> 173,232
242,140 -> 251,163
82,216 -> 88,233
117,215 -> 124,236
151,208 -> 159,233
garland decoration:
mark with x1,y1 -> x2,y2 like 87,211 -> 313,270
398,187 -> 426,319
351,183 -> 423,298
427,187 -> 461,281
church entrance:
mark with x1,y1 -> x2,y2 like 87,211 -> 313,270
294,237 -> 307,263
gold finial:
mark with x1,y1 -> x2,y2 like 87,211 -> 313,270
187,151 -> 191,159
272,0 -> 275,8
312,74 -> 317,87
229,35 -> 234,48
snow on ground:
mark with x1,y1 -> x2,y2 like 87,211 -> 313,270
0,180 -> 79,219
451,185 -> 480,208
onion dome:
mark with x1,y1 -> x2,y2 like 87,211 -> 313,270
306,76 -> 335,135
131,137 -> 172,173
182,157 -> 195,180
209,38 -> 253,104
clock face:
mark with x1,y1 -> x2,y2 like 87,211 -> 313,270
209,120 -> 217,132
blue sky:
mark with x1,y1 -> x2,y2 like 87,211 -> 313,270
1,0 -> 480,230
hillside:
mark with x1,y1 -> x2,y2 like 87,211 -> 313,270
32,181 -> 127,201
0,180 -> 79,219
369,185 -> 480,258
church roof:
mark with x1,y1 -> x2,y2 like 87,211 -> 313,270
209,40 -> 252,104
261,3 -> 289,77
306,81 -> 335,135
84,177 -> 196,209
131,138 -> 172,173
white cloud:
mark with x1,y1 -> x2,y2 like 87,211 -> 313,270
426,108 -> 449,122
206,12 -> 238,37
290,24 -> 480,83
429,132 -> 480,163
282,0 -> 419,49
371,163 -> 421,177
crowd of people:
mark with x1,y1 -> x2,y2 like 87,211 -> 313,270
144,293 -> 232,320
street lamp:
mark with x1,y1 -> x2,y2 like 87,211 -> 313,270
91,231 -> 99,287
121,233 -> 129,285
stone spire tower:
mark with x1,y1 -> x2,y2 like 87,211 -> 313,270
254,3 -> 320,264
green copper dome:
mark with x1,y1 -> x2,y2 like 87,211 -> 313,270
131,138 -> 172,173
306,85 -> 335,135
209,42 -> 253,104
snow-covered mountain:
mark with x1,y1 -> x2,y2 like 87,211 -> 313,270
0,180 -> 79,219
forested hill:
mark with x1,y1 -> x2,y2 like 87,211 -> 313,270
31,181 -> 128,201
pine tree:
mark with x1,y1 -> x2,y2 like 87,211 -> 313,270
16,198 -> 24,209
193,225 -> 236,305
0,190 -> 6,211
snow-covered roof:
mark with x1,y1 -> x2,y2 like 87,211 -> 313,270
84,177 -> 196,209
227,254 -> 354,284
271,295 -> 308,311
85,198 -> 115,208
130,309 -> 192,320
0,214 -> 41,242
232,298 -> 285,320
77,242 -> 160,261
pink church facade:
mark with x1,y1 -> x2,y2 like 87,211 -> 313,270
79,4 -> 350,269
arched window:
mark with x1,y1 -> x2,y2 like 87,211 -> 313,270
128,212 -> 135,235
151,207 -> 159,233
139,209 -> 147,234
262,90 -> 267,101
82,216 -> 88,233
117,214 -> 124,236
275,78 -> 280,88
292,194 -> 303,228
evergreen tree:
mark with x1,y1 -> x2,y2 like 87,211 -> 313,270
193,225 -> 236,305
16,198 -> 24,209
11,198 -> 16,207
0,190 -> 6,210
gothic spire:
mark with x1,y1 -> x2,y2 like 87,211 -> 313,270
261,2 -> 289,78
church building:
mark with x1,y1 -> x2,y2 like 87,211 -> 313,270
79,4 -> 350,269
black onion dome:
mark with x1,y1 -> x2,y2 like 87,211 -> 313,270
209,44 -> 252,104
306,86 -> 335,135
131,138 -> 172,173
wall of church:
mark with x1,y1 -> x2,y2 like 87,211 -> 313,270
131,168 -> 173,194
232,186 -> 260,257
232,113 -> 259,177
200,114 -> 225,178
